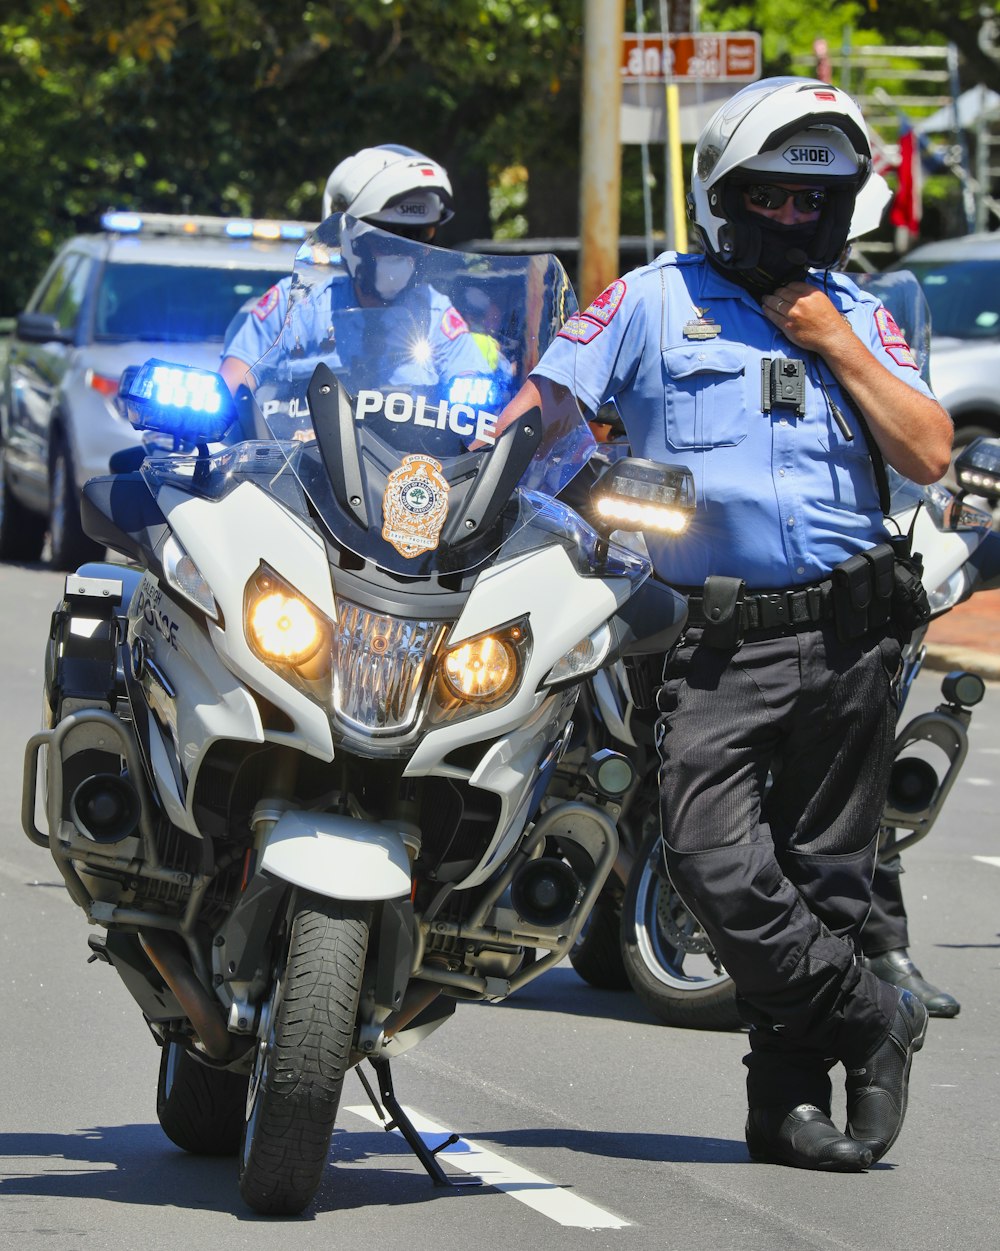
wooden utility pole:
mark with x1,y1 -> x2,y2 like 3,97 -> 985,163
579,0 -> 626,305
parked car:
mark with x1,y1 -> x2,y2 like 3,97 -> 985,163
0,211 -> 311,569
890,231 -> 1000,457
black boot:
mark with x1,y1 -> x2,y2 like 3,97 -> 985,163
846,987 -> 928,1162
865,948 -> 960,1018
746,1105 -> 872,1172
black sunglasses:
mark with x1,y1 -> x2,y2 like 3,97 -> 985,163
746,184 -> 828,213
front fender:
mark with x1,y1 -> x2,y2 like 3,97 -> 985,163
260,811 -> 411,900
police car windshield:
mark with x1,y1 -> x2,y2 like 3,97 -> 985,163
249,215 -> 592,575
96,262 -> 290,343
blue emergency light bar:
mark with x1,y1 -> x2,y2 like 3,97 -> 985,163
122,359 -> 237,443
101,211 -> 315,241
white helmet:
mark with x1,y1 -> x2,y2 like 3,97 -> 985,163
321,144 -> 454,233
690,77 -> 872,274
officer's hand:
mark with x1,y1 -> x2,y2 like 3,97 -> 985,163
762,282 -> 854,356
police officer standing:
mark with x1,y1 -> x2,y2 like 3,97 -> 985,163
500,77 -> 953,1171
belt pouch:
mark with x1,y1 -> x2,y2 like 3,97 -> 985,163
832,553 -> 872,642
862,542 -> 895,628
698,575 -> 745,649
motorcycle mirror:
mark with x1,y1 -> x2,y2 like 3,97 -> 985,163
119,358 -> 237,444
590,457 -> 696,537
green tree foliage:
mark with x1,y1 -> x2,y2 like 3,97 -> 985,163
0,0 -> 584,313
2,2 -> 996,313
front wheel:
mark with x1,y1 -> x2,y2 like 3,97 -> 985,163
569,894 -> 629,989
156,1040 -> 248,1155
620,829 -> 741,1030
239,894 -> 370,1216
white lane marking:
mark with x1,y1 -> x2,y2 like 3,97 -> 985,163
964,777 -> 995,786
344,1104 -> 629,1230
973,856 -> 1000,869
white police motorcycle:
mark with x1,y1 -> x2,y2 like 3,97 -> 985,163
21,217 -> 692,1214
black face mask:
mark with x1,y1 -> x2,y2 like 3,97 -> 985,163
743,218 -> 820,293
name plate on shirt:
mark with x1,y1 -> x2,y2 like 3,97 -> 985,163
682,317 -> 722,340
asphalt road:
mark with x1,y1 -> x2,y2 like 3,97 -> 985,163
1,559 -> 998,1251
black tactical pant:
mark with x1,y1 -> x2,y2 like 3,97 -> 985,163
862,831 -> 910,956
657,621 -> 903,1112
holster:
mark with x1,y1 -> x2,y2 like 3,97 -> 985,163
862,542 -> 895,630
888,538 -> 931,639
831,552 -> 873,642
699,575 -> 745,650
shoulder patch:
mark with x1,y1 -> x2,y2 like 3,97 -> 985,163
252,285 -> 280,321
557,313 -> 604,344
874,306 -> 917,369
441,306 -> 469,341
582,279 -> 627,326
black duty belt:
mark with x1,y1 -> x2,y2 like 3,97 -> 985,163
686,582 -> 834,633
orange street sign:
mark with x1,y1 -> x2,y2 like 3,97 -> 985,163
622,32 -> 761,83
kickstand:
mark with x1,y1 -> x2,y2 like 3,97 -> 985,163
357,1057 -> 482,1188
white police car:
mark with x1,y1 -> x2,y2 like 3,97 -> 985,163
0,211 -> 311,569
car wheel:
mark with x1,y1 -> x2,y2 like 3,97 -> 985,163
0,442 -> 47,562
49,434 -> 102,571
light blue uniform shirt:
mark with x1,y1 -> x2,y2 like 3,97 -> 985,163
223,271 -> 491,388
533,253 -> 936,590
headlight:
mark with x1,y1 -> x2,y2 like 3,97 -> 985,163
245,567 -> 330,669
442,634 -> 519,701
430,619 -> 531,724
249,591 -> 323,664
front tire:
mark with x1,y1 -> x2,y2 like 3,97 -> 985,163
156,1040 -> 248,1156
239,894 -> 370,1216
570,894 -> 629,989
621,829 -> 741,1030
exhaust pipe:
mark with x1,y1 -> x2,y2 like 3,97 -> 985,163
140,932 -> 232,1061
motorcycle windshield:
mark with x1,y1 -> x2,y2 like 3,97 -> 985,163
247,214 -> 594,577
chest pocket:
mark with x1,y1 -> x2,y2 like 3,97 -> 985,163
661,343 -> 748,451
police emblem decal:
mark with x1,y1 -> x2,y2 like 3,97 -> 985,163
382,455 -> 450,557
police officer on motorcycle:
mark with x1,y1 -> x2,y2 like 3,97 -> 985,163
220,144 -> 490,402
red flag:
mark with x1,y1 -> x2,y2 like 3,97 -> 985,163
889,122 -> 922,235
